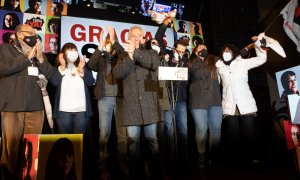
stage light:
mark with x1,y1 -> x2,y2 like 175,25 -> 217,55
130,7 -> 138,15
86,2 -> 92,7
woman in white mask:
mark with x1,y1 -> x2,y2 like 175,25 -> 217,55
215,37 -> 267,168
50,43 -> 95,135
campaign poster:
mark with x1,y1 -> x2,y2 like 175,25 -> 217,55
1,0 -> 26,12
287,94 -> 300,124
172,19 -> 204,52
60,16 -> 175,59
23,0 -> 47,15
36,134 -> 83,180
20,134 -> 39,180
0,10 -> 23,30
284,120 -> 300,149
275,65 -> 300,97
46,0 -> 68,16
23,13 -> 46,33
0,30 -> 15,44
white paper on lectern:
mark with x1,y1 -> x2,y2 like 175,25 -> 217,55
287,94 -> 300,124
158,66 -> 188,80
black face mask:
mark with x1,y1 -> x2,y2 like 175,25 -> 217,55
198,49 -> 208,58
23,35 -> 37,47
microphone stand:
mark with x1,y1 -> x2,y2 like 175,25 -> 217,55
163,58 -> 179,166
170,80 -> 179,164
164,57 -> 182,178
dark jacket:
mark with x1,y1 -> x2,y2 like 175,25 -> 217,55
166,51 -> 189,102
50,66 -> 95,118
188,57 -> 221,109
87,42 -> 123,99
113,48 -> 163,126
156,24 -> 188,103
0,43 -> 55,111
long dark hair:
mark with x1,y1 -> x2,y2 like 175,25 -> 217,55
45,138 -> 77,180
3,12 -> 20,30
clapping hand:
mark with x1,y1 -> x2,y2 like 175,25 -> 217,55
98,30 -> 105,50
107,26 -> 116,44
124,40 -> 135,60
35,42 -> 44,63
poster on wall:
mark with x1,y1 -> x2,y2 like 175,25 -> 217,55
46,0 -> 68,17
36,134 -> 83,180
275,65 -> 300,97
1,0 -> 26,12
283,120 -> 300,149
0,30 -> 15,44
275,65 -> 300,123
20,134 -> 39,180
60,16 -> 175,59
23,0 -> 47,15
0,10 -> 23,30
172,19 -> 204,52
287,94 -> 300,124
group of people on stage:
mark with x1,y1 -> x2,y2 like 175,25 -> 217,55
0,10 -> 269,180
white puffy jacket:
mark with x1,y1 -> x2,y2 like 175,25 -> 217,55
216,44 -> 267,115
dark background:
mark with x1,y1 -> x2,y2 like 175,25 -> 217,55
38,0 -> 300,179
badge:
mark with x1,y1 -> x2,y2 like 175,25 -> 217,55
28,66 -> 39,76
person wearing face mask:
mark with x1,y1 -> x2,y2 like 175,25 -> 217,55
0,24 -> 55,179
87,28 -> 128,180
187,43 -> 222,168
113,25 -> 163,179
215,35 -> 267,168
152,11 -> 190,177
162,39 -> 190,172
50,42 -> 95,135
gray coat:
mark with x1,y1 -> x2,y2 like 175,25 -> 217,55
113,48 -> 163,126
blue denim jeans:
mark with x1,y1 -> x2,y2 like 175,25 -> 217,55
98,97 -> 127,168
57,111 -> 89,134
164,101 -> 188,162
127,124 -> 158,168
190,106 -> 222,155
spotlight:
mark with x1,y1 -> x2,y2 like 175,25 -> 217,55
83,0 -> 93,8
86,2 -> 93,7
131,7 -> 138,15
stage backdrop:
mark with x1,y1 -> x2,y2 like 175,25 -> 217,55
60,16 -> 175,59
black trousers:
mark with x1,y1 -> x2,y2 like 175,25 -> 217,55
222,114 -> 255,167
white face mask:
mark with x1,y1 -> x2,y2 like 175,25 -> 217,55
152,45 -> 160,54
66,50 -> 79,62
222,52 -> 232,62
